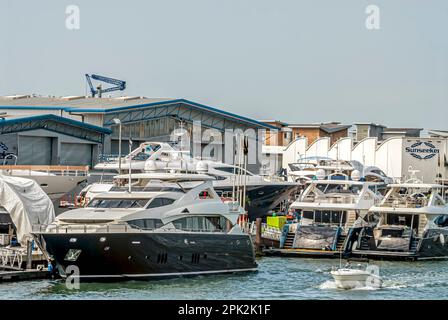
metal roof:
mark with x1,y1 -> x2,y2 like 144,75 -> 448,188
0,114 -> 111,143
429,130 -> 448,138
0,96 -> 276,130
287,122 -> 351,133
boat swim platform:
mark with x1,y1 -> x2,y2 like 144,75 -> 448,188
262,247 -> 344,258
350,249 -> 421,261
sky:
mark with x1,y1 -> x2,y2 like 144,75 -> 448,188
0,0 -> 447,129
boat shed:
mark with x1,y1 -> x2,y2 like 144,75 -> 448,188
0,114 -> 111,166
0,95 -> 275,171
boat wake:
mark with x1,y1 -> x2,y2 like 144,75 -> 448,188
319,280 -> 381,291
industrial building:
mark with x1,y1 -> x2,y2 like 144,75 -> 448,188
0,114 -> 110,166
0,95 -> 275,170
261,121 -> 351,146
354,123 -> 424,141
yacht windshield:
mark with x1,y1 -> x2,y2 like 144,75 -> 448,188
316,183 -> 362,194
132,152 -> 151,161
87,198 -> 150,209
288,163 -> 315,171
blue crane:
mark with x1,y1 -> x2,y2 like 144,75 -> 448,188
85,74 -> 126,97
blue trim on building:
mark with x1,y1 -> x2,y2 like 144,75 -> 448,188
0,99 -> 277,130
0,114 -> 111,134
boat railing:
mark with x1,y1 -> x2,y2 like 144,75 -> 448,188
239,221 -> 282,240
301,194 -> 356,204
0,165 -> 89,177
32,223 -> 227,234
380,196 -> 428,208
0,247 -> 26,268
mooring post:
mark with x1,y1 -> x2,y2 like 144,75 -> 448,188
255,218 -> 262,252
26,239 -> 33,270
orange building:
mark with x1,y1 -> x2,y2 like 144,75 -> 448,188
260,121 -> 351,146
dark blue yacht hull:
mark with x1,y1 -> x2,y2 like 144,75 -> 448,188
215,183 -> 299,221
35,232 -> 257,281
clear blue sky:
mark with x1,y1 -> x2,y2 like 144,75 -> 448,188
0,0 -> 447,129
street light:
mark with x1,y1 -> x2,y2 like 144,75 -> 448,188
113,118 -> 122,173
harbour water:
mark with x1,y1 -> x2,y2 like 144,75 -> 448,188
2,257 -> 448,300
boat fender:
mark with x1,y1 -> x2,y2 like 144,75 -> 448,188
352,241 -> 358,249
440,234 -> 445,246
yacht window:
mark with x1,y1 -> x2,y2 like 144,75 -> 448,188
147,197 -> 176,208
316,184 -> 362,194
198,191 -> 213,199
127,218 -> 164,230
132,152 -> 151,161
302,210 -> 346,224
302,211 -> 314,220
434,215 -> 448,228
385,213 -> 419,229
214,167 -> 253,176
87,198 -> 150,208
173,216 -> 228,232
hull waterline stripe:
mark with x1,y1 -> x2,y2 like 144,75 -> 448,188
61,267 -> 258,279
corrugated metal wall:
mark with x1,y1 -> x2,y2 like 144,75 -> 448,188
18,136 -> 52,165
60,143 -> 92,166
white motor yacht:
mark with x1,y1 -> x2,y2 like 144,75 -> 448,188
33,173 -> 257,280
352,170 -> 448,260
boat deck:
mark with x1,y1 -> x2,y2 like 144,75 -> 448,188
351,249 -> 419,261
263,248 -> 343,258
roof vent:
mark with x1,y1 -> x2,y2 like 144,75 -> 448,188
61,95 -> 86,101
113,96 -> 144,102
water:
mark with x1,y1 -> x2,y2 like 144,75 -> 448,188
2,257 -> 448,300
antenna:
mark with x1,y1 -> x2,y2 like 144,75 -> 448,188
128,137 -> 133,193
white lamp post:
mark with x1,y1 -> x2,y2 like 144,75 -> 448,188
113,118 -> 122,173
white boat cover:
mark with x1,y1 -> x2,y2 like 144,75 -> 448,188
0,174 -> 55,244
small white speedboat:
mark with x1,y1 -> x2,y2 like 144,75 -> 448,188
331,267 -> 382,290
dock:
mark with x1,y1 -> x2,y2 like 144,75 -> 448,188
0,266 -> 50,283
263,247 -> 343,258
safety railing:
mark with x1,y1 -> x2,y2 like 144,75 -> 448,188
32,223 -> 228,234
0,165 -> 89,177
301,194 -> 356,204
0,247 -> 25,268
239,221 -> 282,241
380,196 -> 429,208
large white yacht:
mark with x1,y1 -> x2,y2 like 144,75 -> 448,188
351,171 -> 448,260
92,142 -> 299,220
265,170 -> 384,258
33,173 -> 257,280
0,156 -> 88,201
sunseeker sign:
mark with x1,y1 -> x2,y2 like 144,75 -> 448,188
405,141 -> 440,160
